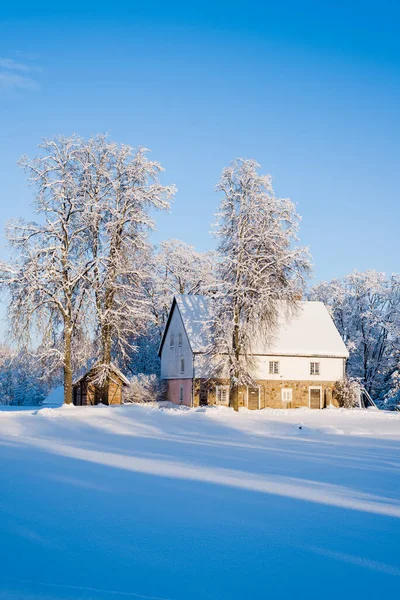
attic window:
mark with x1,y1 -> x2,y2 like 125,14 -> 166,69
170,334 -> 174,348
180,358 -> 185,374
178,333 -> 182,347
310,362 -> 320,376
269,361 -> 279,375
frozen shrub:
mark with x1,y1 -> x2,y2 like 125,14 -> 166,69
124,374 -> 167,404
334,378 -> 361,408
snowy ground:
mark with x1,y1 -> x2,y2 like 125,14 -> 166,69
0,404 -> 400,600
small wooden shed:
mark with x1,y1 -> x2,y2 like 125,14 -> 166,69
72,364 -> 130,406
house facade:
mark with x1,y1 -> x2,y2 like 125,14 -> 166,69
159,295 -> 349,409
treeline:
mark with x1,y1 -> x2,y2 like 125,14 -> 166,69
310,271 -> 400,409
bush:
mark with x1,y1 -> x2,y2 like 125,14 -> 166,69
334,378 -> 361,408
124,374 -> 167,404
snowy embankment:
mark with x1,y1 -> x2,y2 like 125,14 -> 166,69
0,404 -> 399,600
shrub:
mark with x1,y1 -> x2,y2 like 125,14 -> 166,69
334,378 -> 361,408
124,374 -> 167,404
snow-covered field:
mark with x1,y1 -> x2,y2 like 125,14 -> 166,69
0,404 -> 399,600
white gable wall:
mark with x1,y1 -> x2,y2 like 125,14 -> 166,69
160,304 -> 194,380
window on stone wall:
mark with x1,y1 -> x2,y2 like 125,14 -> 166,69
170,334 -> 174,348
180,358 -> 185,374
281,388 -> 292,403
310,362 -> 320,375
269,360 -> 279,375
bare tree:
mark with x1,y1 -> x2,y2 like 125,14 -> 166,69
211,159 -> 311,410
78,137 -> 175,378
0,136 -> 93,404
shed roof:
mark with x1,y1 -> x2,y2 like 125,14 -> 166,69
73,363 -> 130,387
160,294 -> 349,358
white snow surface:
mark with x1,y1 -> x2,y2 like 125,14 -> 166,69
175,294 -> 349,357
0,403 -> 399,599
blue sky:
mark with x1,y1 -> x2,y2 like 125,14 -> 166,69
0,1 -> 399,284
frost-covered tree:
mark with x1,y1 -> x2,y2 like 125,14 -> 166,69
0,345 -> 49,406
309,271 -> 400,406
0,135 -> 176,402
78,137 -> 175,379
211,159 -> 311,410
0,137 -> 94,404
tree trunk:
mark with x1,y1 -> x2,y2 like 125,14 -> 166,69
230,310 -> 240,412
101,319 -> 113,367
64,324 -> 73,405
229,381 -> 239,412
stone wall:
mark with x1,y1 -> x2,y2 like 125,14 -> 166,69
193,378 -> 339,409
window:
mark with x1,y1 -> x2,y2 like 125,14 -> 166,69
310,362 -> 320,376
281,388 -> 292,403
216,385 -> 229,405
179,385 -> 184,404
269,361 -> 279,375
180,357 -> 185,375
170,334 -> 174,348
178,333 -> 182,347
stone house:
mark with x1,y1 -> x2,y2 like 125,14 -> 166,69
158,294 -> 349,409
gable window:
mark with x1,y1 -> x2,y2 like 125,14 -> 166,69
269,361 -> 279,375
281,388 -> 292,403
310,362 -> 320,376
216,385 -> 229,405
178,333 -> 183,347
179,385 -> 184,404
180,358 -> 185,375
170,334 -> 174,349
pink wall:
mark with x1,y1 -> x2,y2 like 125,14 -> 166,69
167,379 -> 193,407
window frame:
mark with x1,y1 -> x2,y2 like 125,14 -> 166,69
269,360 -> 279,375
281,388 -> 292,404
179,385 -> 184,404
180,357 -> 185,375
178,333 -> 182,347
170,333 -> 174,349
215,385 -> 229,406
310,361 -> 320,376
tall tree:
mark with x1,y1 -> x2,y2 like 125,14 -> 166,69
0,136 -> 93,404
211,159 -> 311,411
79,137 -> 175,378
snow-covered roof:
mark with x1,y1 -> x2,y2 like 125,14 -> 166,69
161,294 -> 349,358
73,363 -> 130,387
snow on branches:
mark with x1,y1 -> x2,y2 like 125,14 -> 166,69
210,158 -> 311,410
0,135 -> 175,403
309,270 -> 400,407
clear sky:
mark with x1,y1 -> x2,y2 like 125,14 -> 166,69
0,0 -> 399,285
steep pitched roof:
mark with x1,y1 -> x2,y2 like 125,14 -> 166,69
160,294 -> 349,358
